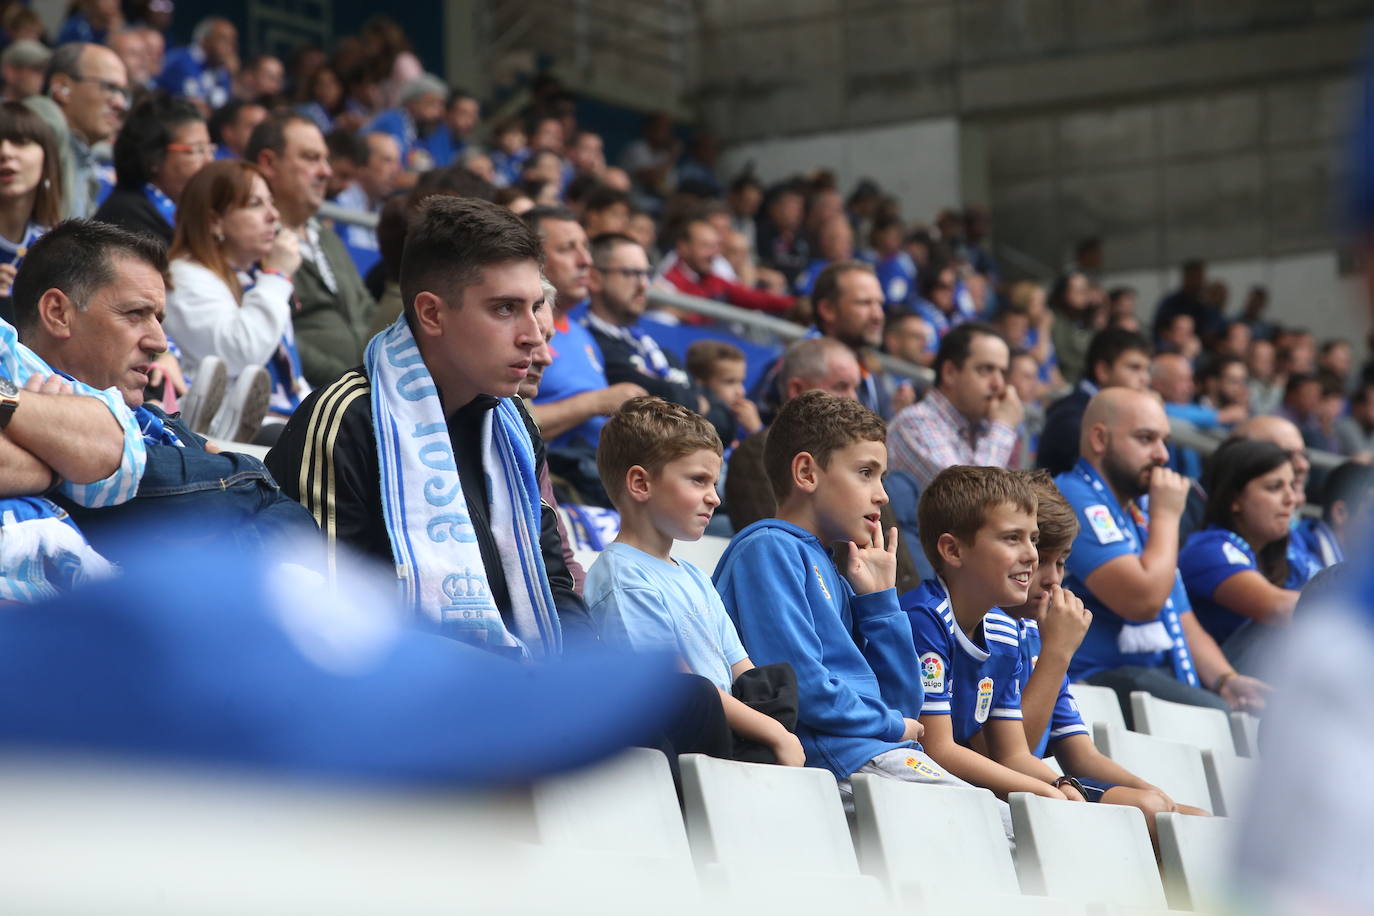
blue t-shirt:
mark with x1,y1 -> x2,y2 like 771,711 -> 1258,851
585,542 -> 747,691
1055,459 -> 1195,682
793,258 -> 833,297
713,519 -> 920,777
901,578 -> 1023,745
156,45 -> 231,109
1180,525 -> 1316,646
1016,618 -> 1090,757
869,251 -> 916,308
535,314 -> 611,450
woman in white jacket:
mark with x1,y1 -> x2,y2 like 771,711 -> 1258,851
165,160 -> 309,442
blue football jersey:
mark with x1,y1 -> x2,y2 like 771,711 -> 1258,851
1016,618 -> 1091,758
902,578 -> 1024,745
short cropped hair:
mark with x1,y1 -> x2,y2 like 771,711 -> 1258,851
244,112 -> 317,164
522,204 -> 578,239
778,336 -> 849,392
597,396 -> 722,505
1015,469 -> 1078,555
13,219 -> 168,335
918,466 -> 1035,574
764,390 -> 885,503
1321,460 -> 1374,522
933,321 -> 1005,390
686,339 -> 744,383
811,259 -> 874,311
399,196 -> 544,323
1086,327 -> 1151,386
588,231 -> 638,264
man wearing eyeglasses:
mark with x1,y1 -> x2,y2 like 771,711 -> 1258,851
582,233 -> 724,433
26,42 -> 130,219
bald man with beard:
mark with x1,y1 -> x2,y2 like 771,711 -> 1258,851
1054,388 -> 1270,722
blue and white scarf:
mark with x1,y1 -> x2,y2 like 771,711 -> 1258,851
365,316 -> 561,658
143,183 -> 177,229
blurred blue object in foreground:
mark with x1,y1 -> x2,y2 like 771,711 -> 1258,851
0,534 -> 686,787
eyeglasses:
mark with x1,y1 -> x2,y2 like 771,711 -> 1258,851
166,142 -> 218,158
594,265 -> 651,281
71,76 -> 131,104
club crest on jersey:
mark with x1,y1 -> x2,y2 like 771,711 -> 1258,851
919,652 -> 945,692
1084,505 -> 1124,545
975,676 -> 994,723
1222,541 -> 1250,566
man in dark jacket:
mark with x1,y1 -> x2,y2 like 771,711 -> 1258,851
1037,327 -> 1152,476
266,196 -> 596,651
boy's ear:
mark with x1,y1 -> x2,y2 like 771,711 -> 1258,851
624,464 -> 653,502
790,451 -> 819,494
936,532 -> 964,570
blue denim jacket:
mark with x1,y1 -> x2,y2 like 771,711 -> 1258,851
54,407 -> 319,558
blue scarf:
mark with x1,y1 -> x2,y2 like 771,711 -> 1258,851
143,183 -> 177,228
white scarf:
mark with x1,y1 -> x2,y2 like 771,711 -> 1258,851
365,316 -> 561,658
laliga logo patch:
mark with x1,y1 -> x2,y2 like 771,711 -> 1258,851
904,756 -> 946,780
975,676 -> 994,723
919,652 -> 945,692
1084,504 -> 1124,545
1222,541 -> 1250,566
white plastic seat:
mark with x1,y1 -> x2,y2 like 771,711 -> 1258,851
1092,723 -> 1213,814
1200,748 -> 1256,818
901,882 -> 1090,914
1229,711 -> 1261,757
531,747 -> 693,862
1130,691 -> 1236,761
671,535 -> 730,576
1010,791 -> 1167,908
1157,811 -> 1235,912
679,754 -> 884,904
1068,683 -> 1128,731
851,776 -> 1015,894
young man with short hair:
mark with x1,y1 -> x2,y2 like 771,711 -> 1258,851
1038,327 -> 1152,476
266,196 -> 594,655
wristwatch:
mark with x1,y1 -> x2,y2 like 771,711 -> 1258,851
0,377 -> 18,430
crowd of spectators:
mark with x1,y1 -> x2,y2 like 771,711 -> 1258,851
3,9 -> 1374,857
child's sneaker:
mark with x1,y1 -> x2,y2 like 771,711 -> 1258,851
209,367 -> 271,444
178,355 -> 226,435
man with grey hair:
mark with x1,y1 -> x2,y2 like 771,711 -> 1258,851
367,73 -> 449,173
156,16 -> 237,110
1,41 -> 50,102
26,42 -> 129,218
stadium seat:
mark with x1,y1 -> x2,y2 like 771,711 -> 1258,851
1010,791 -> 1168,908
672,535 -> 731,576
206,437 -> 270,460
530,747 -> 694,867
1200,748 -> 1256,818
678,754 -> 885,905
1067,683 -> 1128,731
1130,691 -> 1237,761
1092,723 -> 1213,814
901,883 -> 1090,915
850,775 -> 1015,894
1157,811 -> 1235,912
1229,711 -> 1261,758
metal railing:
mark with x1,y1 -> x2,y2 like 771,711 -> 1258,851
316,198 -> 1347,470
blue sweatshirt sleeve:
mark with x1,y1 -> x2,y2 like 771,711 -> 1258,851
851,587 -> 924,719
718,536 -> 906,743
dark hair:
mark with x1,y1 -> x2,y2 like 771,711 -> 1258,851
399,196 -> 543,324
42,42 -> 85,95
522,204 -> 578,238
1283,372 -> 1319,401
0,101 -> 62,227
1202,438 -> 1293,586
325,127 -> 368,167
304,65 -> 344,115
583,184 -> 630,215
811,259 -> 874,312
245,112 -> 317,164
13,218 -> 168,335
1321,461 -> 1374,522
207,98 -> 261,146
589,231 -> 638,264
1196,353 -> 1245,388
764,390 -> 885,503
917,258 -> 953,300
168,160 -> 267,301
564,172 -> 600,205
1085,327 -> 1152,386
112,94 -> 204,190
933,321 -> 1005,390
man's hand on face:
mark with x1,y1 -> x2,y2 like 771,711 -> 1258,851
990,383 -> 1024,428
1146,465 -> 1190,518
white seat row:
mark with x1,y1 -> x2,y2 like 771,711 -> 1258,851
528,748 -> 1235,912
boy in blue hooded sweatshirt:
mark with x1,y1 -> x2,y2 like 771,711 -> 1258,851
714,390 -> 976,800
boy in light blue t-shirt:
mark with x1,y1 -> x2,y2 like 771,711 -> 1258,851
585,396 -> 805,766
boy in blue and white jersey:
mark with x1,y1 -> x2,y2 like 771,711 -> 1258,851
895,465 -> 1076,802
1001,470 -> 1209,837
